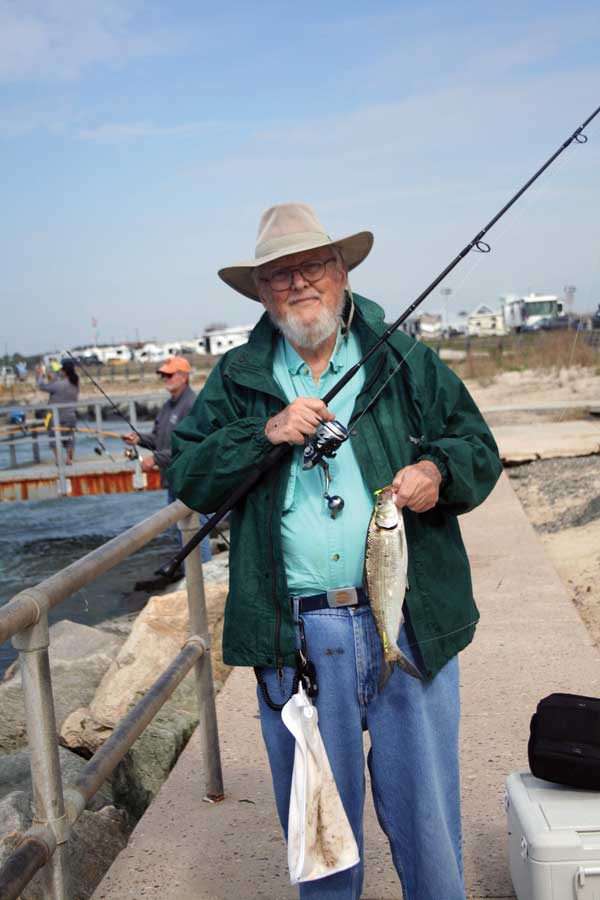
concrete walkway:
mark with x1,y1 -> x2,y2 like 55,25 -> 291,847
92,474 -> 600,900
492,419 -> 600,463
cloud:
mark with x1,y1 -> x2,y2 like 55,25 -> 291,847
76,120 -> 222,142
0,0 -> 189,83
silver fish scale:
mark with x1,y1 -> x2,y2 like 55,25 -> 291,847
365,513 -> 408,662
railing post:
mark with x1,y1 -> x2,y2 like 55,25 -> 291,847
95,401 -> 103,436
178,512 -> 224,801
12,611 -> 72,900
128,399 -> 138,432
52,406 -> 68,497
32,428 -> 40,464
9,438 -> 17,468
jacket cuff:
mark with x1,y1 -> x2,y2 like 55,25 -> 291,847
416,452 -> 450,488
253,419 -> 274,453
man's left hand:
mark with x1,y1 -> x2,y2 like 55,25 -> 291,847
141,455 -> 157,473
392,460 -> 442,513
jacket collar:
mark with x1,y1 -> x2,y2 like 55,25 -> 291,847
224,293 -> 400,398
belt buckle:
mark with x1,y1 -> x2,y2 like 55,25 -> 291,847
326,587 -> 358,608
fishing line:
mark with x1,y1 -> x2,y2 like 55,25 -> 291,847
402,617 -> 480,652
352,152 -> 590,433
555,254 -> 600,425
65,351 -> 144,441
441,152 -> 573,311
157,102 -> 600,577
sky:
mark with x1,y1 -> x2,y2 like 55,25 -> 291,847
1,0 -> 599,356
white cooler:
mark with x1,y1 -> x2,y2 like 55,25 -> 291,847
505,770 -> 600,900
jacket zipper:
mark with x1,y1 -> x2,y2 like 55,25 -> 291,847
266,470 -> 283,668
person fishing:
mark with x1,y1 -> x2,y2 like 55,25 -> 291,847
122,355 -> 212,566
37,358 -> 80,465
168,203 -> 503,899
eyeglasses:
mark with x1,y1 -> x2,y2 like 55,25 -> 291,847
259,256 -> 336,292
159,372 -> 175,379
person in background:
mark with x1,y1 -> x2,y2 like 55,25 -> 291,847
37,359 -> 79,465
123,356 -> 212,564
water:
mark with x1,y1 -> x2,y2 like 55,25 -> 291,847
0,490 -> 179,675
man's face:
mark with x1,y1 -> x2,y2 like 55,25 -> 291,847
256,246 -> 347,349
161,371 -> 187,396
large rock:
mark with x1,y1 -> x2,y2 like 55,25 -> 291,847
111,673 -> 200,820
0,746 -> 125,900
0,621 -> 123,753
66,585 -> 229,732
0,793 -> 130,900
0,745 -> 113,810
59,585 -> 230,819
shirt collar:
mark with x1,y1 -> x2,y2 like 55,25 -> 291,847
282,328 -> 346,376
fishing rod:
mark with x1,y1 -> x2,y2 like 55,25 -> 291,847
151,102 -> 598,576
0,424 -> 126,439
65,351 -> 145,441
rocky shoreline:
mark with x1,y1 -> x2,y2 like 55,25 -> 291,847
0,552 -> 231,899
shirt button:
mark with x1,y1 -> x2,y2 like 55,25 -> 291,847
332,553 -> 340,561
302,367 -> 309,376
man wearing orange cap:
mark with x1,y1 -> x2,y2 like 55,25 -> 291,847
124,355 -> 211,563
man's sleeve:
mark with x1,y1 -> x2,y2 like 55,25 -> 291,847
167,361 -> 275,512
416,350 -> 503,514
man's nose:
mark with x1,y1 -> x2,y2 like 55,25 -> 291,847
290,267 -> 309,289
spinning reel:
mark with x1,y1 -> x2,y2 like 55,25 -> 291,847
302,420 -> 349,519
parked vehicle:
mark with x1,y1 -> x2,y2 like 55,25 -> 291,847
75,353 -> 104,366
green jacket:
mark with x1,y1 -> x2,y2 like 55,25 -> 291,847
169,294 -> 502,678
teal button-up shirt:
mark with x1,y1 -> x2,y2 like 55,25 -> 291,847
272,329 -> 374,594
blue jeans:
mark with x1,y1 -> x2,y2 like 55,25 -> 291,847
167,490 -> 212,564
257,604 -> 465,900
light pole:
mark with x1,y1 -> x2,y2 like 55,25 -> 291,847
563,285 -> 576,313
440,288 -> 452,335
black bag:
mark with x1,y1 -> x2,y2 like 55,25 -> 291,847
528,693 -> 600,790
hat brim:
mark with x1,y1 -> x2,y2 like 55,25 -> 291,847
218,230 -> 374,301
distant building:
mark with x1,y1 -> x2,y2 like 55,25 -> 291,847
97,344 -> 132,364
417,313 -> 443,339
467,304 -> 506,337
204,325 -> 253,355
180,339 -> 206,355
133,343 -> 174,364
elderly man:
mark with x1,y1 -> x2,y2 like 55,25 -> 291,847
124,355 -> 211,564
169,204 -> 502,899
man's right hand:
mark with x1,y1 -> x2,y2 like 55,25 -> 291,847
265,398 -> 334,445
123,432 -> 140,445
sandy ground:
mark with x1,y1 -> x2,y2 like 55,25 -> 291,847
468,367 -> 600,649
465,365 -> 600,409
508,454 -> 600,648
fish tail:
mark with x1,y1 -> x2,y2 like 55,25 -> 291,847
378,657 -> 394,691
396,650 -> 423,681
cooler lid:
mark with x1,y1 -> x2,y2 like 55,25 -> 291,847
517,772 -> 600,862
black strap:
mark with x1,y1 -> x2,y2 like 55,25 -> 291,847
254,615 -> 319,711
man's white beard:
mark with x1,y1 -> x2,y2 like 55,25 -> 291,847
267,296 -> 344,349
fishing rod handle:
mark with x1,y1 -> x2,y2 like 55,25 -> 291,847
156,442 -> 291,577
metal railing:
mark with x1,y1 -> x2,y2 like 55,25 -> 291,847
0,500 -> 224,900
0,395 -> 165,480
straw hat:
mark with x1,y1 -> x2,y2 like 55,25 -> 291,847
218,202 -> 373,301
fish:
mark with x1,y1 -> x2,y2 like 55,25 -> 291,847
364,486 -> 422,685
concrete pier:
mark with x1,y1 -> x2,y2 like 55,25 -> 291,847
91,473 -> 600,900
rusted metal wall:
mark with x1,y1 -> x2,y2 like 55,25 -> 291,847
0,468 -> 162,502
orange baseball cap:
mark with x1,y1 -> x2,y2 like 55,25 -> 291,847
157,355 -> 191,375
